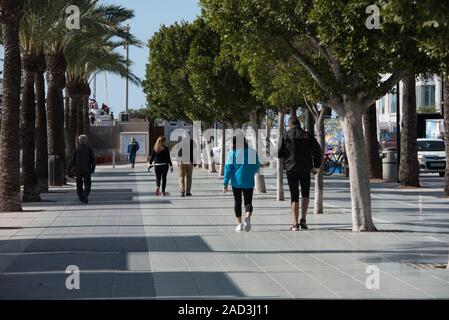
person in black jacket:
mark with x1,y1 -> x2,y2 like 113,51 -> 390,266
68,135 -> 96,204
149,136 -> 173,196
278,117 -> 322,231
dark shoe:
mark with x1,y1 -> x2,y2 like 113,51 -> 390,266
181,192 -> 185,197
300,219 -> 308,230
186,193 -> 192,197
290,224 -> 300,231
83,197 -> 89,204
162,192 -> 167,197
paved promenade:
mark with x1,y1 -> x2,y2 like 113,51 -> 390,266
0,164 -> 448,299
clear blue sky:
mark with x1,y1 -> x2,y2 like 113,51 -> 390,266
0,0 -> 201,114
99,0 -> 201,114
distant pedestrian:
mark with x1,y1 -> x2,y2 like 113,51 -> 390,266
223,134 -> 260,232
68,135 -> 96,204
150,136 -> 173,196
278,117 -> 322,231
178,136 -> 199,197
128,137 -> 140,168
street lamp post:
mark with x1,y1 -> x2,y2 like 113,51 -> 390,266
125,24 -> 130,114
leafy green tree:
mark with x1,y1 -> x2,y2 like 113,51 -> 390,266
201,0 -> 434,231
144,20 -> 257,176
383,0 -> 449,195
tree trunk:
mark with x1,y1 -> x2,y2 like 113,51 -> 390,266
250,110 -> 266,193
20,55 -> 41,202
290,106 -> 297,119
0,1 -> 24,212
305,108 -> 315,133
363,103 -> 383,180
66,91 -> 79,164
64,88 -> 69,150
340,106 -> 377,231
76,95 -> 84,139
444,80 -> 449,197
83,92 -> 90,138
313,108 -> 327,214
399,76 -> 420,187
277,110 -> 285,201
35,52 -> 48,193
202,123 -> 216,173
45,52 -> 67,167
219,125 -> 226,176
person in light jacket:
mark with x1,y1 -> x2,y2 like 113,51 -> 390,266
223,134 -> 260,232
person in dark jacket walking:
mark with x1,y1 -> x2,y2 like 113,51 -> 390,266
149,136 -> 173,196
278,117 -> 322,231
68,135 -> 96,204
127,137 -> 140,168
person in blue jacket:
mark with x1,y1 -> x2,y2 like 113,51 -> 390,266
127,137 -> 140,168
223,134 -> 260,232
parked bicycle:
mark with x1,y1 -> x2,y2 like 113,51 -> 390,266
323,147 -> 346,176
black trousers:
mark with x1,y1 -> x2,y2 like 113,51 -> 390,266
232,187 -> 254,218
76,174 -> 92,199
286,170 -> 311,203
155,164 -> 169,192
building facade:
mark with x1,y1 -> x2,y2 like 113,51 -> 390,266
376,74 -> 445,146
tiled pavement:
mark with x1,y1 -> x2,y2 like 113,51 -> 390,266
0,164 -> 448,299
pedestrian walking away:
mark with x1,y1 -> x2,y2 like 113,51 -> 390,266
68,135 -> 96,204
178,135 -> 199,197
278,117 -> 322,231
128,137 -> 140,168
223,134 -> 260,232
149,136 -> 173,196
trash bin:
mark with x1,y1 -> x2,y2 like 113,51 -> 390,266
48,155 -> 64,186
382,149 -> 397,181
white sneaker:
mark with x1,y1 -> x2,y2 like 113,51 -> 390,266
235,224 -> 244,232
244,217 -> 251,232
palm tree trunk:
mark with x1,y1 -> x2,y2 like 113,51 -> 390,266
364,103 -> 383,180
20,55 -> 41,202
277,110 -> 285,201
76,94 -> 84,139
83,88 -> 90,138
45,52 -> 67,186
0,1 -> 24,212
399,76 -> 420,187
443,80 -> 449,197
66,89 -> 79,163
35,52 -> 48,193
64,88 -> 69,150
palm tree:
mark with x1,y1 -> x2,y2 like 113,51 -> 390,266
63,16 -> 141,159
42,0 -> 137,185
19,0 -> 48,201
0,0 -> 25,212
35,49 -> 47,192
